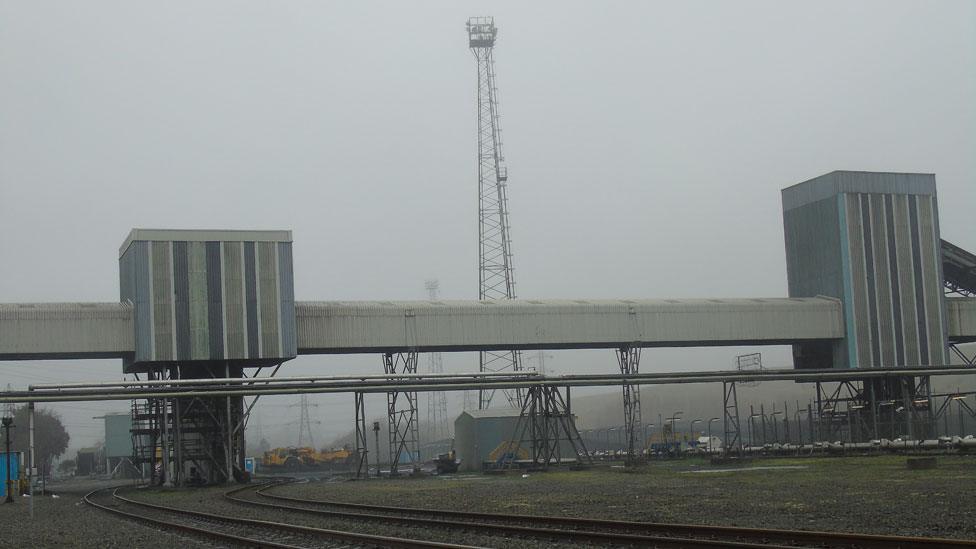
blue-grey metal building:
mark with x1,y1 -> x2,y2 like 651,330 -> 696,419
119,229 -> 296,373
783,171 -> 949,369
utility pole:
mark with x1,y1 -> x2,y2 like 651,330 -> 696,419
468,17 -> 523,410
372,421 -> 381,477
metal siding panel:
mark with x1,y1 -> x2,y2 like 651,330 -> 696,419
908,196 -> 931,363
947,298 -> 976,340
860,196 -> 882,366
835,194 -> 855,369
883,195 -> 905,366
258,241 -> 279,357
118,247 -> 136,369
172,240 -> 191,361
930,193 -> 950,360
869,194 -> 894,367
244,241 -> 259,359
278,242 -> 297,357
846,194 -> 872,367
222,241 -> 246,359
0,303 -> 133,358
151,241 -> 174,361
206,241 -> 224,359
186,241 -> 209,360
918,196 -> 945,364
892,195 -> 920,366
782,197 -> 843,299
133,241 -> 152,363
294,298 -> 844,353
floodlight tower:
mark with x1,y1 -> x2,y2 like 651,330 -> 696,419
468,16 -> 523,409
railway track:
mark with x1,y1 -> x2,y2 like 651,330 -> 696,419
83,485 -> 481,548
229,480 -> 976,549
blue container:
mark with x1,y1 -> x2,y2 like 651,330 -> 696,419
0,452 -> 21,497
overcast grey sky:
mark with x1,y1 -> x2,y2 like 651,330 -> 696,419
1,1 -> 973,448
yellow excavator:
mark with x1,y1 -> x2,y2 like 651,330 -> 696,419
261,446 -> 356,471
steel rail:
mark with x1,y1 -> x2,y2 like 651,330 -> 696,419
4,366 -> 975,403
83,486 -> 304,549
254,483 -> 976,549
227,482 -> 796,549
84,485 -> 482,549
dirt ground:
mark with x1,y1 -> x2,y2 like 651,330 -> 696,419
0,478 -> 212,548
3,455 -> 973,546
278,454 -> 976,540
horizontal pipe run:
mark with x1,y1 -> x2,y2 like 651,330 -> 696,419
2,366 -> 974,404
30,371 -> 540,391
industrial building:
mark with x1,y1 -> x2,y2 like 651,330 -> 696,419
454,408 -> 582,471
0,171 -> 974,483
784,172 -> 948,369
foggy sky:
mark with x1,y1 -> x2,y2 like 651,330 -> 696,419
1,1 -> 974,449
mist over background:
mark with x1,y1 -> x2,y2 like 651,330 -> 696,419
1,2 -> 973,453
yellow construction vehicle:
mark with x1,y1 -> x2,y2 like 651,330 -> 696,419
260,446 -> 357,471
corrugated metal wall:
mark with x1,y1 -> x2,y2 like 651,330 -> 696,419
783,171 -> 948,368
295,298 -> 844,353
119,231 -> 296,369
838,192 -> 947,367
0,302 -> 133,359
947,298 -> 976,342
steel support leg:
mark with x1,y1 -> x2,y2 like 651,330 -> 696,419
616,347 -> 642,465
354,392 -> 369,479
504,384 -> 591,469
384,352 -> 420,475
722,381 -> 741,456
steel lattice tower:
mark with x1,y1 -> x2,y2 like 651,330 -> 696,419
424,280 -> 450,444
468,16 -> 523,410
296,394 -> 317,448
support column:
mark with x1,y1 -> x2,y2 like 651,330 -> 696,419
160,369 -> 171,487
28,400 -> 34,519
914,376 -> 933,440
172,394 -> 182,486
354,392 -> 368,479
722,381 -> 741,456
900,377 -> 914,441
504,384 -> 591,469
224,364 -> 234,483
616,347 -> 642,465
384,352 -> 420,475
868,381 -> 879,442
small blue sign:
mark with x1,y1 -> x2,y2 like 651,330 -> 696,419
244,457 -> 255,474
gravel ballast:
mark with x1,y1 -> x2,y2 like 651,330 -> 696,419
5,455 -> 974,546
0,479 -> 214,548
